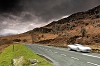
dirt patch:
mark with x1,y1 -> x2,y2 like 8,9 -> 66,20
0,44 -> 10,54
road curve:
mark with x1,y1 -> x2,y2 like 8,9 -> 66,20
26,44 -> 100,66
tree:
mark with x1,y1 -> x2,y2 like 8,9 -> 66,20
23,39 -> 27,42
52,23 -> 60,34
81,26 -> 86,37
13,39 -> 21,42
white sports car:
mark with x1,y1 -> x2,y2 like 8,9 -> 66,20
67,44 -> 91,52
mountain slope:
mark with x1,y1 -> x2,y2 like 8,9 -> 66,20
0,5 -> 100,48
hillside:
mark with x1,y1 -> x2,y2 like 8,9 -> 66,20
0,5 -> 100,49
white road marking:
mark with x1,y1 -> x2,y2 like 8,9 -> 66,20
87,62 -> 100,66
49,50 -> 52,52
71,57 -> 79,60
54,52 -> 58,53
61,54 -> 66,56
82,53 -> 100,58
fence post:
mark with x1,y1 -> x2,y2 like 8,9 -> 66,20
13,44 -> 14,52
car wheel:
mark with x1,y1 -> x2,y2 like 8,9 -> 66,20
68,47 -> 72,51
76,48 -> 81,52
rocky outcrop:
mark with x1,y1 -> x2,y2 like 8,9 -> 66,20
33,27 -> 52,33
12,56 -> 25,66
12,56 -> 39,66
28,59 -> 39,66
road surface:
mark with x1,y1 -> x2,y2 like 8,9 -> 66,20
26,44 -> 100,66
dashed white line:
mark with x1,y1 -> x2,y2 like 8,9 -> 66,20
54,52 -> 58,53
87,62 -> 100,66
71,57 -> 79,60
61,54 -> 66,56
49,50 -> 52,52
82,53 -> 100,58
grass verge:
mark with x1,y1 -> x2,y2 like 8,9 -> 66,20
0,44 -> 53,66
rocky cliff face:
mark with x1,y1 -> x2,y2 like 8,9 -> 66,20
31,5 -> 100,46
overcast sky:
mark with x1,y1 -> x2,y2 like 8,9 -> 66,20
0,0 -> 100,35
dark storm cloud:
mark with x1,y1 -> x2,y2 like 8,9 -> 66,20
19,0 -> 100,21
0,0 -> 100,21
0,0 -> 22,13
0,0 -> 100,35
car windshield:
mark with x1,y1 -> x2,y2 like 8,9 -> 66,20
74,44 -> 84,46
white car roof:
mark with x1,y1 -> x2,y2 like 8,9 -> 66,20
74,44 -> 83,46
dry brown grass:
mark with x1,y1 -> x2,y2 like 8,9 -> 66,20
85,43 -> 100,50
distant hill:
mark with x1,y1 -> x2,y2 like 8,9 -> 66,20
0,33 -> 16,37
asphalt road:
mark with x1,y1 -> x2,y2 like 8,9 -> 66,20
26,44 -> 100,66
